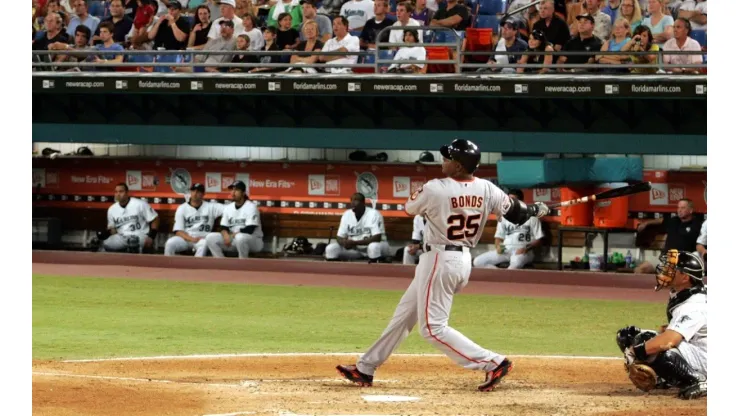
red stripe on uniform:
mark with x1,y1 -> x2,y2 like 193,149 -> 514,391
424,252 -> 484,365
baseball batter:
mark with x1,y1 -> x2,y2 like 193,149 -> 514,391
204,180 -> 264,258
402,215 -> 426,265
324,193 -> 391,262
617,250 -> 707,400
100,183 -> 160,253
336,139 -> 549,391
473,188 -> 544,269
164,183 -> 225,257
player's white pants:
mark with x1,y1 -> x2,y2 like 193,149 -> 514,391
324,242 -> 390,260
356,247 -> 505,376
164,236 -> 209,257
402,246 -> 421,265
676,342 -> 707,378
473,249 -> 534,269
205,232 -> 264,258
101,233 -> 147,253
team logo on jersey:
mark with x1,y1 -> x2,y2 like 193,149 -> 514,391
169,168 -> 192,195
355,172 -> 379,200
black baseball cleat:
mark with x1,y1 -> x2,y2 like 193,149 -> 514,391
478,358 -> 513,392
336,364 -> 373,387
678,381 -> 707,400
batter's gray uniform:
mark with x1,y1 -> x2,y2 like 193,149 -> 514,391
356,177 -> 513,376
164,201 -> 225,256
102,197 -> 158,253
325,207 -> 391,260
205,200 -> 264,258
402,215 -> 426,265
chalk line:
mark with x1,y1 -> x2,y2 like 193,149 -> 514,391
32,372 -> 258,387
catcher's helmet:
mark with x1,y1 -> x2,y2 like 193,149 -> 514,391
440,139 -> 481,174
655,249 -> 705,291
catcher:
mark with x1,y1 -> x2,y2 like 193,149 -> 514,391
616,249 -> 707,400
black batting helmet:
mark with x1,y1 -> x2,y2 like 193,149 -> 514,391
440,139 -> 481,174
655,249 -> 705,291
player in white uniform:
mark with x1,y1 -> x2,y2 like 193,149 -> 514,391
473,188 -> 545,269
204,180 -> 264,258
336,139 -> 549,391
164,183 -> 225,257
696,219 -> 706,266
617,250 -> 707,400
324,193 -> 391,262
100,183 -> 160,253
402,215 -> 426,265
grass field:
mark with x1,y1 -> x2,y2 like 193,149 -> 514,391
32,275 -> 665,360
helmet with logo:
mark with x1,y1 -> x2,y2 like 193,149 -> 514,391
655,249 -> 705,291
440,139 -> 481,174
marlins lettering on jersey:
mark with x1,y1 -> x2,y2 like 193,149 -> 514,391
338,208 -> 384,242
221,201 -> 264,238
174,202 -> 224,237
107,197 -> 158,235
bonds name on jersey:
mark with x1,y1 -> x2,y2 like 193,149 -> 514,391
173,201 -> 225,238
666,286 -> 707,371
220,200 -> 264,238
405,177 -> 511,247
107,197 -> 158,235
495,216 -> 544,248
338,207 -> 386,243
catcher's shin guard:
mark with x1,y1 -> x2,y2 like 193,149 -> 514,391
649,349 -> 705,390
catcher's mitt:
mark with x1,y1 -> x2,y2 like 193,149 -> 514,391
626,363 -> 658,392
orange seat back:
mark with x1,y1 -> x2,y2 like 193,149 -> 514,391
425,46 -> 455,73
464,28 -> 493,64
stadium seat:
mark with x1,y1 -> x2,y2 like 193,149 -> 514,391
690,30 -> 707,48
467,0 -> 480,10
479,0 -> 504,15
88,1 -> 109,18
425,46 -> 455,73
464,27 -> 493,66
476,14 -> 499,30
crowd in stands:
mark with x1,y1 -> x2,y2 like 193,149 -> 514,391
32,0 -> 707,73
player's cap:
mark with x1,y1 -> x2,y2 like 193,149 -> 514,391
440,139 -> 481,174
575,13 -> 595,24
167,1 -> 183,9
228,180 -> 247,192
190,183 -> 205,192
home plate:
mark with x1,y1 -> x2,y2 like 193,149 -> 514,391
362,395 -> 421,403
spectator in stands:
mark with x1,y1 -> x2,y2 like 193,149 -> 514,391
619,0 -> 643,33
127,1 -> 157,50
641,0 -> 673,47
557,14 -> 603,72
275,13 -> 301,50
341,0 -> 375,32
477,18 -> 528,73
123,0 -> 140,20
696,219 -> 706,262
533,0 -> 570,51
148,1 -> 191,49
389,2 -> 422,47
249,26 -> 280,72
45,0 -> 69,27
34,13 -> 70,58
229,34 -> 259,71
517,29 -> 554,73
602,0 -> 622,23
678,0 -> 706,32
235,0 -> 252,18
388,30 -> 426,73
187,4 -> 213,49
92,0 -> 134,45
430,0 -> 470,33
195,19 -> 237,71
49,24 -> 92,70
299,0 -> 331,43
324,193 -> 391,263
623,24 -> 658,73
67,0 -> 101,37
662,17 -> 702,73
318,16 -> 361,73
360,0 -> 394,50
595,17 -> 631,72
90,21 -> 125,70
202,0 -> 222,20
634,198 -> 704,274
242,14 -> 265,50
570,0 -> 611,41
317,0 -> 345,20
208,0 -> 245,39
267,0 -> 303,30
287,20 -> 324,73
411,0 -> 430,26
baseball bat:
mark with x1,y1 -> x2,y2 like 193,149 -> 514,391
548,182 -> 652,209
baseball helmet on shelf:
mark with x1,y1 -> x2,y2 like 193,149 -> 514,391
655,249 -> 705,291
440,139 -> 481,174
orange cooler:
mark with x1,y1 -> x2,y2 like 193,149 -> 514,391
593,183 -> 629,228
560,187 -> 593,226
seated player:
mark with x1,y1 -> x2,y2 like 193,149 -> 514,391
164,183 -> 224,257
98,183 -> 160,253
617,250 -> 707,400
204,180 -> 264,258
696,219 -> 706,266
402,214 -> 426,265
325,193 -> 391,262
472,189 -> 544,269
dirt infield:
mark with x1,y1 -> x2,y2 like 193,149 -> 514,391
32,251 -> 705,415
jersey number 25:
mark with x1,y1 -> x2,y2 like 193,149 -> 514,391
447,214 -> 482,240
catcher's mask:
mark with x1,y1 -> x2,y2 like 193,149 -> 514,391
655,249 -> 705,291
